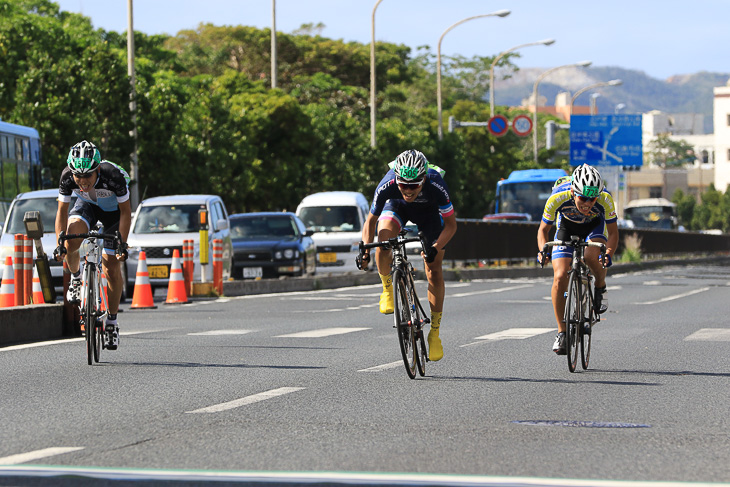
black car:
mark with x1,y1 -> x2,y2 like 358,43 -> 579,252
230,212 -> 316,279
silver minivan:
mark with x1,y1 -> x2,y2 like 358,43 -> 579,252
295,191 -> 369,273
126,194 -> 233,293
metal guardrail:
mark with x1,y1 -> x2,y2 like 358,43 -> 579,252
445,219 -> 730,262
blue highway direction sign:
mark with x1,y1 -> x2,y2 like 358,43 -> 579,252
569,115 -> 642,166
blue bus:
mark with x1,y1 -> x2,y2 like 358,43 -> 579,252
0,119 -> 45,209
494,168 -> 568,222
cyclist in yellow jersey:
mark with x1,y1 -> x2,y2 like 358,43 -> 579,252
537,164 -> 618,355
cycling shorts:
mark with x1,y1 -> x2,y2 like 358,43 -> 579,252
377,199 -> 444,248
551,218 -> 607,260
69,199 -> 121,255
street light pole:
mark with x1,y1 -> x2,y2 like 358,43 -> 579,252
271,0 -> 277,89
489,38 -> 555,118
569,79 -> 623,115
590,93 -> 601,115
126,0 -> 139,209
437,9 -> 511,140
532,60 -> 592,165
370,0 -> 384,148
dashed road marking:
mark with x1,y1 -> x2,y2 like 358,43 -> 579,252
275,327 -> 370,338
0,447 -> 84,465
634,287 -> 709,305
461,328 -> 553,348
186,387 -> 305,414
188,330 -> 253,336
685,328 -> 730,341
358,361 -> 403,372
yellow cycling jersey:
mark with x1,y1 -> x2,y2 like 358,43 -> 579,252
541,182 -> 617,226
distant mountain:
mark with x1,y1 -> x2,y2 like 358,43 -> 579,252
492,67 -> 730,133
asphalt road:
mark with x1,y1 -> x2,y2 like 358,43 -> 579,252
1,263 -> 729,486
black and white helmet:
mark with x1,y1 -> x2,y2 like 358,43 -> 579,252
393,150 -> 428,183
67,140 -> 101,175
571,164 -> 603,198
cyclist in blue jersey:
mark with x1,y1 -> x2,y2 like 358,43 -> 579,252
537,164 -> 618,355
357,150 -> 457,361
54,141 -> 131,349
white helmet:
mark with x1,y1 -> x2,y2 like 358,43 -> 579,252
571,164 -> 603,198
393,150 -> 428,183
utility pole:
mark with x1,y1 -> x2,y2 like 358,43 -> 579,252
127,0 -> 139,209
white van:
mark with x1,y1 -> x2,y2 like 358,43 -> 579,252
296,192 -> 369,272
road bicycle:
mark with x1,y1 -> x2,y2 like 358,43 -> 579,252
358,230 -> 430,379
59,230 -> 124,365
541,236 -> 607,372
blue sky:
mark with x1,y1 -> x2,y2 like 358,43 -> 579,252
55,0 -> 729,80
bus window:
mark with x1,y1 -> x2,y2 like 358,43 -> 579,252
21,138 -> 30,162
2,160 -> 17,200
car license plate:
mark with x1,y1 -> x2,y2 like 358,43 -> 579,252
319,252 -> 337,263
148,265 -> 169,279
243,267 -> 263,279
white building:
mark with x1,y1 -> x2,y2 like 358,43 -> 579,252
714,80 -> 730,192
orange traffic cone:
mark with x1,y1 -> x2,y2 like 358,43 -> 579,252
99,270 -> 109,311
131,251 -> 157,309
32,266 -> 45,304
165,249 -> 188,304
0,256 -> 15,307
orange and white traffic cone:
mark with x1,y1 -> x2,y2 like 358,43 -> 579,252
131,251 -> 157,309
32,266 -> 45,304
165,249 -> 188,304
100,270 -> 109,312
0,256 -> 15,307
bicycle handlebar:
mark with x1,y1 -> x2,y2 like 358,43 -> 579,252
356,231 -> 429,270
539,238 -> 608,268
58,230 -> 127,256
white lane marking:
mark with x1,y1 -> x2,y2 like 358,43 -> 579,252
0,447 -> 84,465
500,300 -> 546,304
285,294 -> 380,300
634,287 -> 710,305
0,330 -> 163,352
451,284 -> 533,298
275,327 -> 370,338
188,330 -> 253,336
358,361 -> 402,372
685,328 -> 730,341
186,387 -> 304,414
461,328 -> 554,348
292,303 -> 378,313
644,280 -> 662,286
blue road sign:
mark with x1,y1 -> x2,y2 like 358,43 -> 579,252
569,115 -> 642,166
487,115 -> 509,137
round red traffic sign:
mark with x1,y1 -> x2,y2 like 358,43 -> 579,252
512,114 -> 533,136
487,115 -> 509,137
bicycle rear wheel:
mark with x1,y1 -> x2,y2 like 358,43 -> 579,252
393,269 -> 417,379
565,272 -> 581,373
581,280 -> 594,370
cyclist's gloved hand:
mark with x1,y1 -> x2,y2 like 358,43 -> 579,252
424,245 -> 438,263
602,253 -> 612,268
355,251 -> 369,270
53,245 -> 66,262
116,244 -> 128,261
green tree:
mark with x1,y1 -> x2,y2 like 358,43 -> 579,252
645,133 -> 696,168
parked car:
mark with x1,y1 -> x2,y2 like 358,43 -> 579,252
126,195 -> 233,294
295,191 -> 369,273
229,212 -> 316,279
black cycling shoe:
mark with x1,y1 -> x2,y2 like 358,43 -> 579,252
594,286 -> 608,314
552,332 -> 566,355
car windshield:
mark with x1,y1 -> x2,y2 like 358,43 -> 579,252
5,196 -> 75,235
299,206 -> 360,233
133,204 -> 203,234
231,216 -> 297,240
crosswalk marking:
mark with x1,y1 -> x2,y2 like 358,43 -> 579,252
275,327 -> 370,338
0,447 -> 84,465
685,328 -> 730,341
358,361 -> 403,372
634,287 -> 709,305
186,387 -> 304,414
461,328 -> 553,348
188,330 -> 253,336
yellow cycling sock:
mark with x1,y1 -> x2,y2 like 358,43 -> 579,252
428,312 -> 443,361
378,273 -> 394,314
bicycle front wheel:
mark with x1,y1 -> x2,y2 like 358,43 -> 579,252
581,280 -> 594,370
83,264 -> 96,365
565,272 -> 581,373
406,271 -> 428,377
393,269 -> 417,379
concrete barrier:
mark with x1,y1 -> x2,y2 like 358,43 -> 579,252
2,255 -> 728,347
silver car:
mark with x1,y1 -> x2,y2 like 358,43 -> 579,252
126,194 -> 233,294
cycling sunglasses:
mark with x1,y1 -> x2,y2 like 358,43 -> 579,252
397,179 -> 424,190
73,172 -> 94,179
576,194 -> 598,202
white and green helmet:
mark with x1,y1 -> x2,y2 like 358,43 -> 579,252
392,149 -> 428,183
67,140 -> 101,175
571,164 -> 603,198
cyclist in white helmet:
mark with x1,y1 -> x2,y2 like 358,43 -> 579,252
357,149 -> 457,362
54,140 -> 131,350
537,164 -> 618,355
